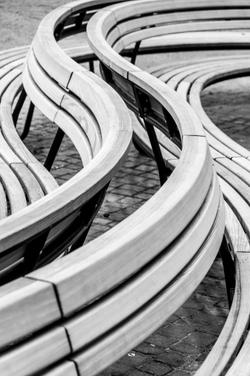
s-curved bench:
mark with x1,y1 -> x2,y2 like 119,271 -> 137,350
0,1 -> 225,376
87,0 -> 250,375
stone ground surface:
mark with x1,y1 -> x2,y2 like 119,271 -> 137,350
2,1 -> 250,375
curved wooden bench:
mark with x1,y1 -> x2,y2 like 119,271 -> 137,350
0,1 -> 225,376
0,44 -> 60,279
0,7 -> 132,276
157,57 -> 250,376
0,5 -> 131,281
87,0 -> 250,375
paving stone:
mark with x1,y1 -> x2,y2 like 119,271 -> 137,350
170,342 -> 200,356
129,370 -> 151,376
136,343 -> 164,356
169,370 -> 191,376
160,320 -> 192,340
119,352 -> 148,368
157,351 -> 184,368
145,334 -> 179,349
138,360 -> 172,375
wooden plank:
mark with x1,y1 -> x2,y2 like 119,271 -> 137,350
116,9 -> 250,37
109,0 -> 250,23
0,58 -> 24,80
0,68 -> 22,99
215,157 -> 250,186
42,362 -> 78,376
23,61 -> 94,165
0,277 -> 61,349
194,203 -> 250,375
27,49 -> 64,106
0,79 -> 58,194
60,94 -> 102,156
196,252 -> 250,375
53,110 -> 93,166
0,328 -> 70,376
0,160 -> 27,213
187,63 -> 250,159
232,157 -> 250,173
216,163 -> 250,205
11,163 -> 44,204
67,69 -> 131,140
113,21 -> 250,54
219,179 -> 250,238
22,64 -> 58,122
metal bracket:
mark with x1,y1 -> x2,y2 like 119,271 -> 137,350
21,101 -> 34,140
220,234 -> 235,308
13,87 -> 26,125
44,127 -> 65,171
133,86 -> 169,185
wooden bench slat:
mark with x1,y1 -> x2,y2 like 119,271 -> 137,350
28,49 -> 103,156
0,327 -> 70,376
215,157 -> 250,186
113,21 -> 250,54
42,362 -> 78,376
11,163 -> 44,204
23,63 -> 96,165
232,156 -> 250,173
0,277 -> 61,349
0,68 -> 22,100
0,160 -> 27,213
0,78 -> 59,194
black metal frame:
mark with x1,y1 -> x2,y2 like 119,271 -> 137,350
219,234 -> 236,307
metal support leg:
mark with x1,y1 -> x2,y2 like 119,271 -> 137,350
70,184 -> 109,251
220,234 -> 235,307
89,60 -> 94,72
23,231 -> 49,273
144,119 -> 169,185
163,109 -> 182,149
44,128 -> 64,171
131,41 -> 141,64
12,88 -> 26,125
21,101 -> 34,139
133,87 -> 169,185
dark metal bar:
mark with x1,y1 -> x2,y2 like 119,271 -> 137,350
12,88 -> 26,125
23,231 -> 49,273
133,86 -> 169,185
144,119 -> 169,185
163,108 -> 182,148
21,101 -> 35,140
44,128 -> 65,171
55,21 -> 65,41
130,41 -> 141,65
220,235 -> 235,308
70,184 -> 109,251
75,11 -> 86,30
89,59 -> 94,72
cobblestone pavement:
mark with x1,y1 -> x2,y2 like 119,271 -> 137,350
2,1 -> 250,374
